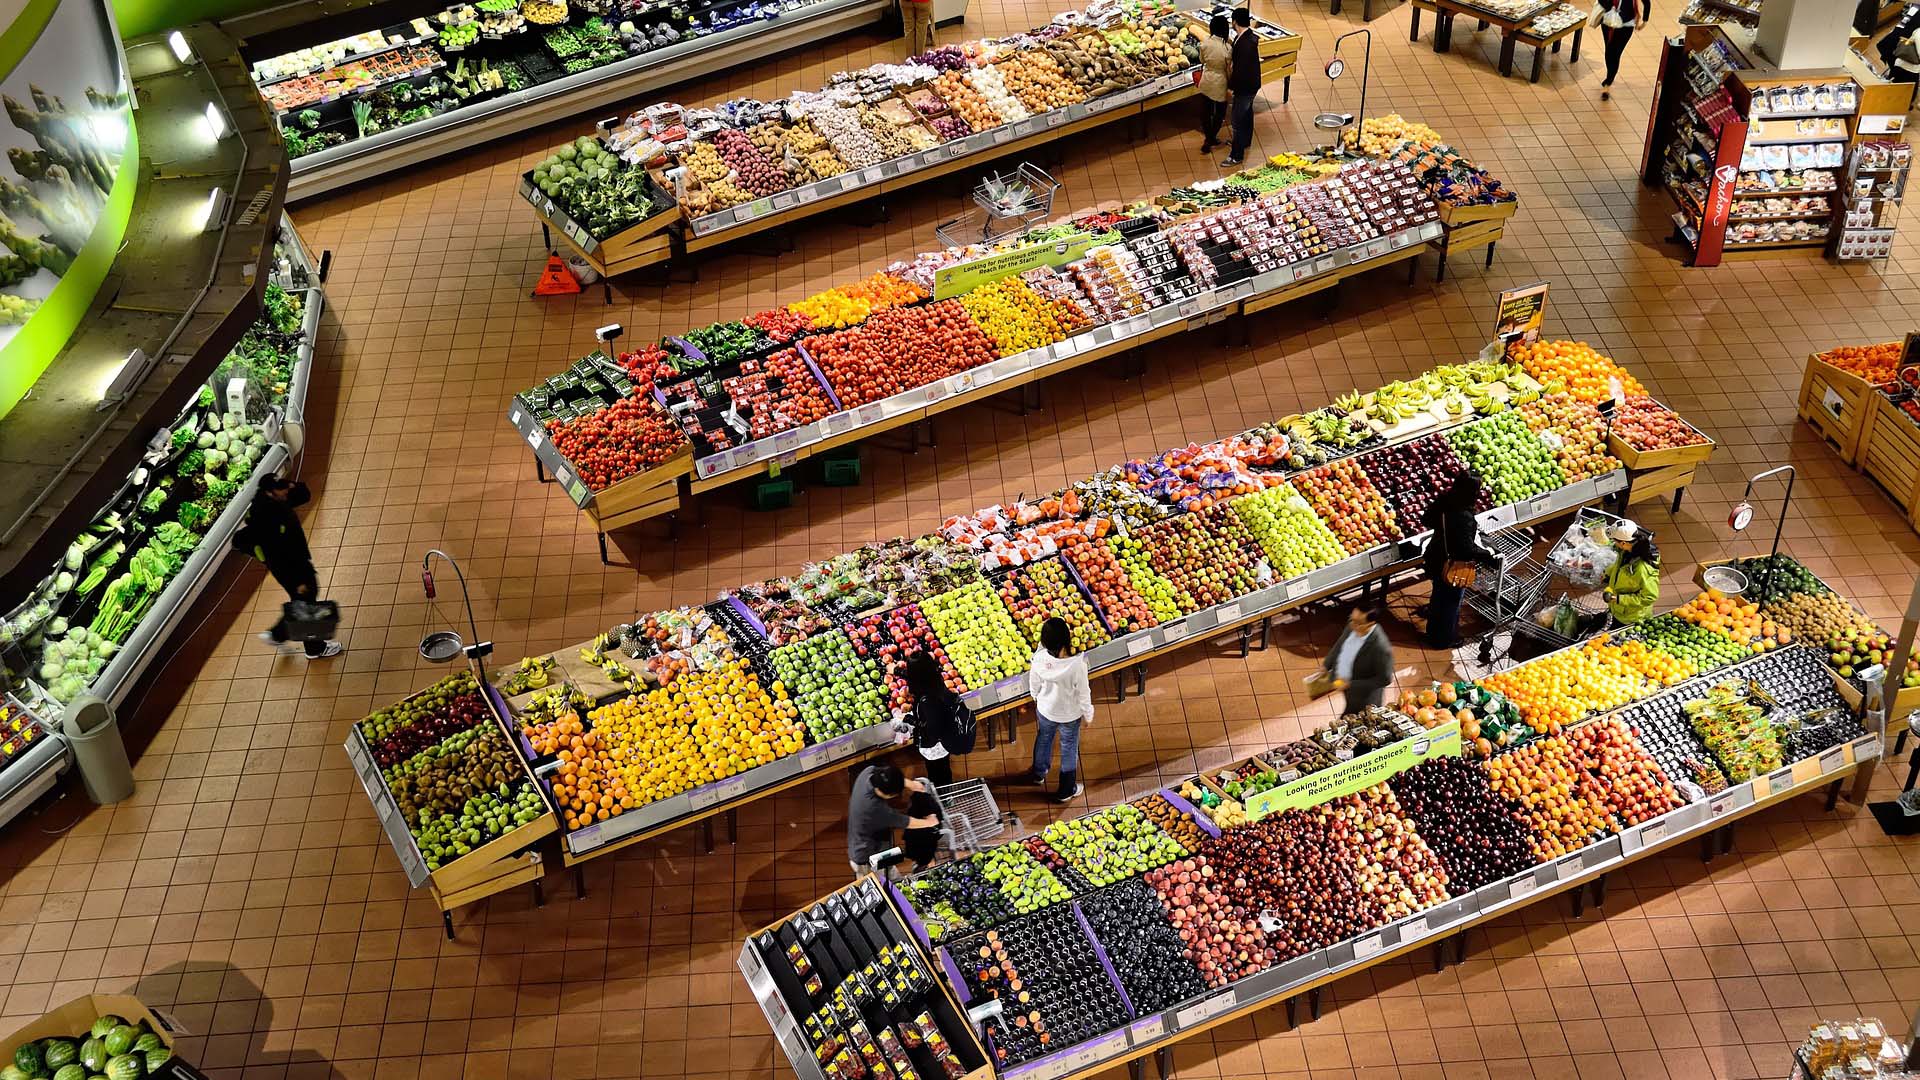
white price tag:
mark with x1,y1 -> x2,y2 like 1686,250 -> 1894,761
1160,621 -> 1188,643
859,167 -> 882,184
1126,635 -> 1155,657
1314,256 -> 1335,275
1174,991 -> 1235,1030
992,127 -> 1014,144
821,412 -> 852,435
738,942 -> 767,983
772,193 -> 794,211
854,403 -> 884,425
1353,933 -> 1384,960
1046,110 -> 1065,127
1819,747 -> 1847,773
1400,916 -> 1429,939
1285,579 -> 1311,601
1853,734 -> 1882,762
509,408 -> 522,427
1054,336 -> 1081,357
1638,819 -> 1669,846
798,743 -> 835,771
1217,603 -> 1242,622
924,381 -> 947,404
1130,1015 -> 1167,1046
1508,875 -> 1538,901
948,370 -> 975,394
1708,789 -> 1743,817
527,430 -> 544,450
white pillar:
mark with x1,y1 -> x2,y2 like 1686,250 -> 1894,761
1753,0 -> 1860,70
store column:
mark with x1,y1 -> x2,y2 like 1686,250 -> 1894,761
1753,0 -> 1860,68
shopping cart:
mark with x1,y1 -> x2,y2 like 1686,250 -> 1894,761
929,777 -> 1020,859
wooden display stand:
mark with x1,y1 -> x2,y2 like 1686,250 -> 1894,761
1798,353 -> 1879,464
1861,393 -> 1920,512
1429,200 -> 1515,281
1612,403 -> 1715,512
581,448 -> 692,563
1409,0 -> 1584,81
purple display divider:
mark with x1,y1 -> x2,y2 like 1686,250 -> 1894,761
665,336 -> 707,366
1158,786 -> 1222,839
1003,1042 -> 1077,1080
1058,548 -> 1123,640
793,341 -> 844,413
888,879 -> 933,951
936,945 -> 970,1005
1071,900 -> 1138,1020
728,595 -> 771,640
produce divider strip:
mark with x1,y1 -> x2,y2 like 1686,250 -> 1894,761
746,679 -> 1879,1080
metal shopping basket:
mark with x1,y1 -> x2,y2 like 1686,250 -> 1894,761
929,777 -> 1019,858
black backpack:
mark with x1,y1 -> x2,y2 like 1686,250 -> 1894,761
923,693 -> 978,755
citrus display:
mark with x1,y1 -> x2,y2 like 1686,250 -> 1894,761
1510,340 -> 1646,404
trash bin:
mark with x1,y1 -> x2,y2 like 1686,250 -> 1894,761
63,696 -> 134,805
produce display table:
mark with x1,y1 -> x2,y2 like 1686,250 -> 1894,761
1794,343 -> 1920,538
1798,352 -> 1878,465
742,634 -> 1881,1080
524,52 -> 1301,282
1607,397 -> 1715,513
1409,0 -> 1583,81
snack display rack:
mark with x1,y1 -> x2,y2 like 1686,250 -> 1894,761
1641,23 -> 1912,266
518,11 -> 1301,280
745,634 -> 1880,1080
0,216 -> 326,832
1836,139 -> 1910,261
1407,0 -> 1588,83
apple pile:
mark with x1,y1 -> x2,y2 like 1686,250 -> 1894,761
1613,397 -> 1708,452
1358,433 -> 1486,527
1230,481 -> 1347,578
1101,533 -> 1192,623
1446,412 -> 1566,506
977,841 -> 1073,914
1517,394 -> 1620,482
1389,755 -> 1539,892
1063,541 -> 1161,635
994,557 -> 1108,653
1484,733 -> 1617,860
804,300 -> 999,407
722,348 -> 836,442
545,394 -> 689,491
847,603 -> 964,713
1041,803 -> 1188,887
920,581 -> 1030,689
1020,834 -> 1095,893
766,628 -> 887,742
1567,717 -> 1683,827
1292,458 -> 1403,556
1202,812 -> 1376,957
1135,507 -> 1265,611
1143,855 -> 1275,987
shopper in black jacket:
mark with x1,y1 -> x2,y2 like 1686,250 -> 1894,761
1224,7 -> 1261,165
902,652 -> 958,787
233,476 -> 341,659
1420,475 -> 1497,650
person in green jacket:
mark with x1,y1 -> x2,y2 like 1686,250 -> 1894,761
1603,519 -> 1660,625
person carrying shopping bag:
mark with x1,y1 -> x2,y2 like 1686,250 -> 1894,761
1025,618 -> 1092,804
1593,0 -> 1650,100
232,475 -> 342,660
1322,606 -> 1394,715
1421,475 -> 1498,650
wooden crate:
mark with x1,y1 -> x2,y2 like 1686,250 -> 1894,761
1625,461 -> 1696,507
1829,668 -> 1920,718
590,444 -> 692,516
1437,200 -> 1518,226
1430,217 -> 1507,257
1861,393 -> 1920,512
1797,354 -> 1878,464
1606,400 -> 1716,470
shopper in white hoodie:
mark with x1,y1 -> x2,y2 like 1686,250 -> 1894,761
1026,617 -> 1094,803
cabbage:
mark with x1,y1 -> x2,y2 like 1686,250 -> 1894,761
233,424 -> 255,441
68,627 -> 88,645
197,431 -> 216,448
204,449 -> 228,469
48,617 -> 67,635
246,445 -> 264,464
64,658 -> 87,675
53,572 -> 73,594
86,657 -> 104,676
96,640 -> 116,659
214,433 -> 232,453
39,661 -> 59,682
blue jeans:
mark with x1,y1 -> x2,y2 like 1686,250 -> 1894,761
1229,91 -> 1256,158
1031,717 -> 1081,778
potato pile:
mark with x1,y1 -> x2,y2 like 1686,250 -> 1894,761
683,139 -> 730,184
997,51 -> 1084,112
780,119 -> 849,181
1045,35 -> 1143,97
859,104 -> 933,157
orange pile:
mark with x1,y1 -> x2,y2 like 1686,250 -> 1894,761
1510,340 -> 1646,404
1607,637 -> 1694,686
552,729 -> 632,830
1814,341 -> 1903,386
1674,589 -> 1790,648
1480,639 -> 1652,732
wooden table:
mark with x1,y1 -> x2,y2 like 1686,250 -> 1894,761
1411,0 -> 1584,81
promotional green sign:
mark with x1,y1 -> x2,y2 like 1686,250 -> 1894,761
931,232 -> 1094,300
1244,717 -> 1462,819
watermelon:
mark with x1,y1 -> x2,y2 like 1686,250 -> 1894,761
2,1065 -> 27,1080
41,1044 -> 75,1072
124,1040 -> 155,1061
140,1051 -> 166,1075
52,1067 -> 83,1080
13,1044 -> 43,1077
103,1057 -> 142,1080
78,1041 -> 105,1073
86,1020 -> 119,1041
98,1032 -> 132,1061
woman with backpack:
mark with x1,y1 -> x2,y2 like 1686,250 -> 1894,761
903,651 -> 971,787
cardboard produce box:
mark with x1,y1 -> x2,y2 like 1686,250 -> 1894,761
3,994 -> 190,1077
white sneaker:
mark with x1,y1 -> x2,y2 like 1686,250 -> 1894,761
258,632 -> 297,655
304,641 -> 344,660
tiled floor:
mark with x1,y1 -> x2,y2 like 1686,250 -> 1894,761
6,2 -> 1920,1078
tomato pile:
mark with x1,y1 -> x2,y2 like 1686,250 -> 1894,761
724,348 -> 837,441
546,394 -> 688,490
804,300 -> 999,407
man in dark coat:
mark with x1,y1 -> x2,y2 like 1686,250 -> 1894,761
1224,7 -> 1261,165
234,475 -> 341,659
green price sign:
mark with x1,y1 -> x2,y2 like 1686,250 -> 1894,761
932,232 -> 1095,300
1244,717 -> 1463,819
